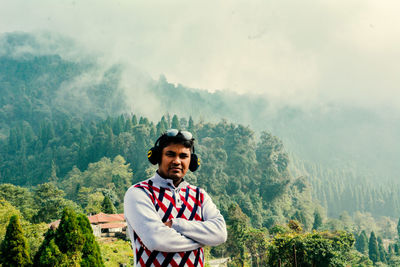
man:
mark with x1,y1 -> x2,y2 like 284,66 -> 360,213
124,129 -> 227,267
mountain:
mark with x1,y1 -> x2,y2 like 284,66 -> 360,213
150,75 -> 399,183
1,31 -> 399,218
0,32 -> 127,137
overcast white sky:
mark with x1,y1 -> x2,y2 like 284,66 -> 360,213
1,0 -> 400,110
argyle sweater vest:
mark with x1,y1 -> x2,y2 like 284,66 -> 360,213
133,180 -> 205,267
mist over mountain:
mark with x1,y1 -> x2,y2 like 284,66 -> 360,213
0,32 -> 127,137
145,70 -> 400,186
1,31 -> 398,186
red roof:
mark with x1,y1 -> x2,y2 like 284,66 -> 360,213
88,212 -> 125,224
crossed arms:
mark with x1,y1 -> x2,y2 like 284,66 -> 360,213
124,186 -> 227,252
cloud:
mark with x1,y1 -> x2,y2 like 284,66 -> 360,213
1,0 -> 399,110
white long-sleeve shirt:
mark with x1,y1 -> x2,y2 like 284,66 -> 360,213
124,172 -> 227,266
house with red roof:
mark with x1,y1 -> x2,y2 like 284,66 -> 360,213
49,212 -> 126,238
88,212 -> 126,237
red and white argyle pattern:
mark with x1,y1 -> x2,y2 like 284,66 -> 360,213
133,180 -> 205,267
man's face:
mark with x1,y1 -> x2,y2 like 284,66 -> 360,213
158,143 -> 191,186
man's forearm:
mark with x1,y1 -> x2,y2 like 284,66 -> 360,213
170,191 -> 227,246
171,216 -> 227,246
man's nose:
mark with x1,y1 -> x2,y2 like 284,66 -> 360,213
172,156 -> 181,164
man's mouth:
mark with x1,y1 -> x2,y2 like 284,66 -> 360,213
170,167 -> 182,172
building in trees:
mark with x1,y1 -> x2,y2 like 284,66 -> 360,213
88,212 -> 126,237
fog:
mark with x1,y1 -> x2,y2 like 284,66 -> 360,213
1,0 -> 400,111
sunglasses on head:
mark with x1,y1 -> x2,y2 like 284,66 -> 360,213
165,129 -> 193,140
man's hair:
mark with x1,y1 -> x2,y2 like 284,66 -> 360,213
158,134 -> 194,153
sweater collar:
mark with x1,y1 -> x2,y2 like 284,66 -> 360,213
152,171 -> 188,189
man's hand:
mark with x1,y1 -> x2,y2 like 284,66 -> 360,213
164,220 -> 172,228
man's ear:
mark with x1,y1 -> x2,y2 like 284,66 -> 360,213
148,146 -> 161,165
189,153 -> 200,172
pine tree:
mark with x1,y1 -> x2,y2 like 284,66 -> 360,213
171,114 -> 181,129
131,115 -> 138,126
180,117 -> 188,129
355,230 -> 369,254
395,242 -> 400,256
226,204 -> 249,266
33,228 -> 67,267
55,207 -> 85,264
0,215 -> 32,266
312,210 -> 322,230
77,214 -> 105,267
378,236 -> 387,263
124,117 -> 133,132
161,116 -> 169,131
397,217 -> 400,240
101,195 -> 116,214
369,231 -> 379,263
188,116 -> 194,132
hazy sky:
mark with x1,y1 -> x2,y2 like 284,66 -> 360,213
1,0 -> 399,110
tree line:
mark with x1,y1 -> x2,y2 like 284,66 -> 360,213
2,114 -> 400,265
0,114 -> 316,229
0,207 -> 104,266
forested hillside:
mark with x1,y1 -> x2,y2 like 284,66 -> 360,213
1,31 -> 400,265
1,32 -> 399,220
0,32 -> 126,137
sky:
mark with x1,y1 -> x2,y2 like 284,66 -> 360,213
1,0 -> 400,110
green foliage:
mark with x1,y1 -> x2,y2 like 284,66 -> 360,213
288,220 -> 303,233
225,204 -> 249,266
244,228 -> 268,267
355,230 -> 369,254
171,114 -> 181,129
344,250 -> 373,266
34,210 -> 104,266
84,191 -> 104,214
32,182 -> 81,223
62,155 -> 132,210
1,32 -> 400,266
101,195 -> 116,214
98,239 -> 133,267
0,215 -> 32,266
397,217 -> 400,240
1,33 -> 399,225
21,222 -> 48,261
0,199 -> 21,240
33,228 -> 67,267
77,214 -> 105,267
1,111 -> 316,230
270,224 -> 290,235
0,199 -> 47,260
55,207 -> 85,264
268,230 -> 354,267
368,231 -> 379,263
387,254 -> 400,266
377,236 -> 387,263
312,210 -> 323,230
0,184 -> 35,220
